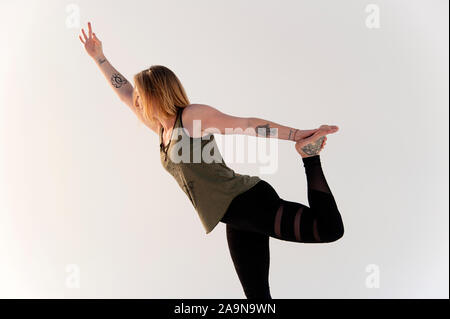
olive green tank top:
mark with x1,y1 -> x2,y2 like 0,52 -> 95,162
159,106 -> 262,234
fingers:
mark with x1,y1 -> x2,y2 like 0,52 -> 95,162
304,132 -> 322,144
81,22 -> 92,42
88,21 -> 92,38
79,35 -> 85,44
295,131 -> 329,146
93,32 -> 100,43
81,28 -> 88,41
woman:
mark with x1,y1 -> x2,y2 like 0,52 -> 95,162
79,22 -> 344,299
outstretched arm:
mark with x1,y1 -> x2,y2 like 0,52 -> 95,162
79,22 -> 151,129
247,117 -> 310,141
93,55 -> 134,108
188,104 -> 319,142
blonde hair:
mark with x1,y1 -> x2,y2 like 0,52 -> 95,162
133,65 -> 190,128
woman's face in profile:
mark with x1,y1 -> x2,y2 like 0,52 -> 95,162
134,88 -> 159,121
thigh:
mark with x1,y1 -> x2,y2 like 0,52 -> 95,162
221,180 -> 321,243
220,180 -> 281,235
273,198 -> 320,243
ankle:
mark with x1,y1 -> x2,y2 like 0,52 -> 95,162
300,152 -> 320,159
302,154 -> 321,167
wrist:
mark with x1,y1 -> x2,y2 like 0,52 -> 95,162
94,54 -> 107,65
290,129 -> 301,142
293,129 -> 318,142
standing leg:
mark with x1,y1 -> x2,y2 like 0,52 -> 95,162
225,223 -> 272,299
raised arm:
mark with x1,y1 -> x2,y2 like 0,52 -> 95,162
79,22 -> 154,130
93,55 -> 134,107
186,104 -> 319,142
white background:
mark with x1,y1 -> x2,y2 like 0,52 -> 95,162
0,0 -> 448,298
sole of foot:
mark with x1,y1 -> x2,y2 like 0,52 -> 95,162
295,125 -> 338,158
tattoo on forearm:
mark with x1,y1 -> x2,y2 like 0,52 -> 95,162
111,73 -> 128,88
301,136 -> 325,156
255,124 -> 277,137
98,58 -> 106,64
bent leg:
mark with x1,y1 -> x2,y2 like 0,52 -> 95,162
302,155 -> 344,242
221,156 -> 344,243
273,155 -> 344,243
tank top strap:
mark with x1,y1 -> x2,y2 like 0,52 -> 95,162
160,106 -> 182,150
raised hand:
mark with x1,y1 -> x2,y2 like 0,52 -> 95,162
79,22 -> 104,60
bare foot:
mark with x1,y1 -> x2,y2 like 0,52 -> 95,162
295,125 -> 338,158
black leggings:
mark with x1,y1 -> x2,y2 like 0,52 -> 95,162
219,155 -> 344,299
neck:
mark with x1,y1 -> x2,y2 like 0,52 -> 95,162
161,117 -> 175,131
160,111 -> 178,132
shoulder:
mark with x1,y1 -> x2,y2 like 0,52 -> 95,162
180,104 -> 217,137
182,104 -> 248,135
182,104 -> 218,117
181,103 -> 220,125
182,104 -> 222,127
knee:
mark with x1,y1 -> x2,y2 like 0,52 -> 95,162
324,222 -> 344,243
332,226 -> 344,242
